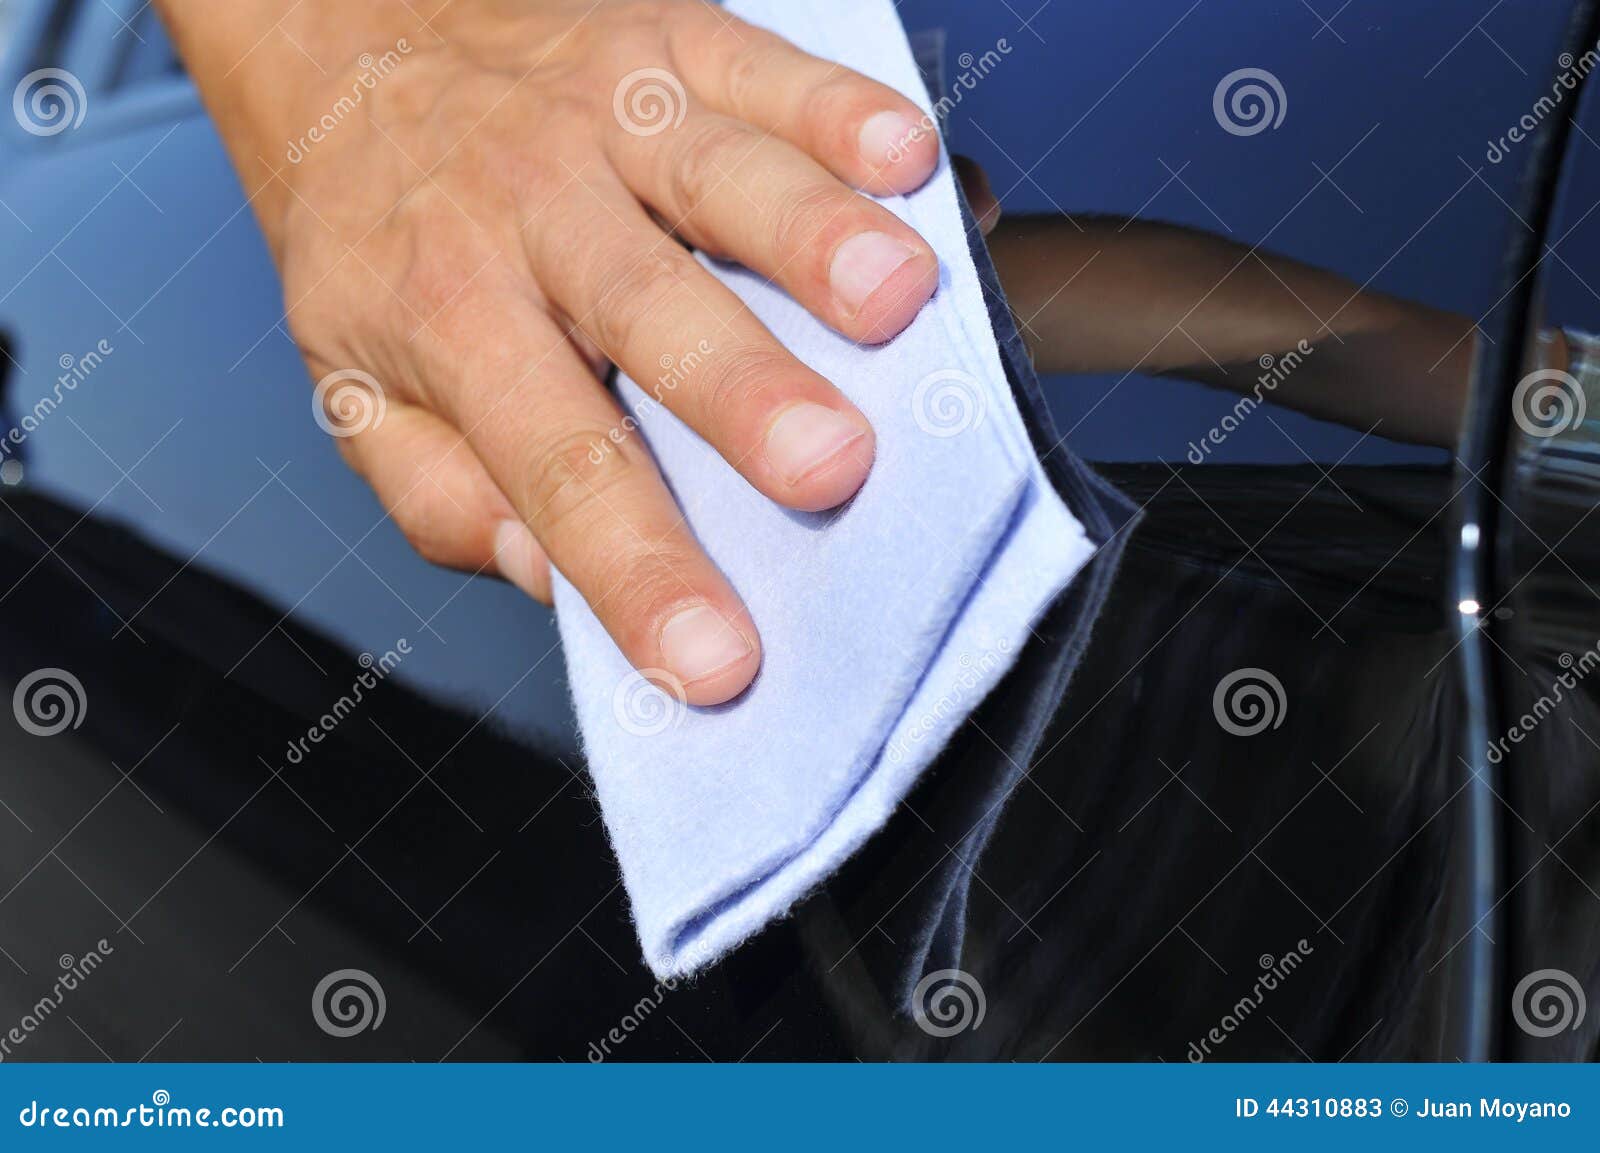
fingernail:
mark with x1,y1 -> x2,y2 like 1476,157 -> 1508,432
764,403 -> 867,484
494,520 -> 544,599
831,231 -> 918,315
660,604 -> 753,686
859,110 -> 922,167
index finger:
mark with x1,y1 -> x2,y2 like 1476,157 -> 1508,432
666,6 -> 941,196
427,290 -> 762,707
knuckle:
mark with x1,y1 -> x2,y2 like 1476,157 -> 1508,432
587,248 -> 697,355
463,128 -> 543,204
525,428 -> 643,540
396,236 -> 478,320
592,23 -> 666,80
806,75 -> 885,156
644,0 -> 722,59
699,343 -> 790,423
721,40 -> 786,119
666,119 -> 751,212
517,103 -> 591,187
769,182 -> 854,265
815,72 -> 878,115
595,546 -> 700,637
283,304 -> 339,366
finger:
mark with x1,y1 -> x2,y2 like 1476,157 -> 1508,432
426,292 -> 761,706
526,172 -> 875,512
667,7 -> 940,195
335,401 -> 552,603
953,155 -> 1001,236
606,109 -> 939,344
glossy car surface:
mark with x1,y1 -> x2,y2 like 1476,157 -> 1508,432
0,0 -> 1597,1060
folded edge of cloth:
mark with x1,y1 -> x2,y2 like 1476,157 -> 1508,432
889,219 -> 1142,1009
841,37 -> 1142,1008
552,0 -> 1100,980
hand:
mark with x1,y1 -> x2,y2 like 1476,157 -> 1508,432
156,0 -> 941,703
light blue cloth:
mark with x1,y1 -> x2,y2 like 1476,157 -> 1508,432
552,0 -> 1097,980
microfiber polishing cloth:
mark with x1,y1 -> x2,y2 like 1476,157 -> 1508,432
551,0 -> 1099,980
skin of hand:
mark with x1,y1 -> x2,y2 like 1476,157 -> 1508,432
153,0 -> 944,704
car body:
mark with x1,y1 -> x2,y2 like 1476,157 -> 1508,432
0,0 -> 1596,1060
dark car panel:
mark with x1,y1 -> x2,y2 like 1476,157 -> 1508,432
0,0 -> 1597,1060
